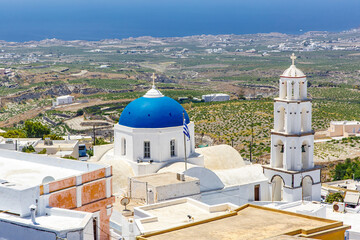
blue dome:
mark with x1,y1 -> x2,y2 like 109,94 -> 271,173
119,96 -> 190,128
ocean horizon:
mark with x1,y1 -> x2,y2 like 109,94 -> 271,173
0,0 -> 359,42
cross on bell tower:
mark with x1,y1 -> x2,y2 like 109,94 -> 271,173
290,53 -> 297,65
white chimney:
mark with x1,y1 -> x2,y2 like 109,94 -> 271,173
29,205 -> 38,225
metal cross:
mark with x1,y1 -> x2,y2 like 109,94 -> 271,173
290,53 -> 297,65
151,73 -> 156,87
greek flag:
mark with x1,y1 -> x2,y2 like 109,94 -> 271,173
183,120 -> 190,141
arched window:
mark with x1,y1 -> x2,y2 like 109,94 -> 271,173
144,141 -> 150,158
121,138 -> 126,156
271,175 -> 284,201
301,140 -> 310,169
302,176 -> 313,201
274,140 -> 284,168
170,139 -> 176,157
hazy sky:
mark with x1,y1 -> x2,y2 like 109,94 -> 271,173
0,0 -> 359,41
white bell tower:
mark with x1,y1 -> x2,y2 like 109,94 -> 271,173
263,54 -> 321,202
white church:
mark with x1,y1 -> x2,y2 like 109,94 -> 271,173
103,55 -> 321,204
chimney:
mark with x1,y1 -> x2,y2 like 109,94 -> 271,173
29,205 -> 38,225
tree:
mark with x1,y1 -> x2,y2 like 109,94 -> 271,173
76,109 -> 84,116
331,158 -> 360,181
23,121 -> 50,138
0,129 -> 26,138
325,192 -> 344,204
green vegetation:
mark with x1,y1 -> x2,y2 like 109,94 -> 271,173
87,149 -> 94,157
0,129 -> 26,138
22,145 -> 35,153
95,137 -> 110,145
38,149 -> 47,154
325,192 -> 344,204
189,99 -> 272,159
76,109 -> 84,116
23,121 -> 50,138
331,158 -> 360,181
62,156 -> 77,160
43,134 -> 65,140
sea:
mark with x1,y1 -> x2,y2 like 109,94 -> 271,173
0,0 -> 359,42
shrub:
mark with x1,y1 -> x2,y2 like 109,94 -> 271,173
38,149 -> 47,154
325,192 -> 344,204
22,145 -> 35,153
43,134 -> 64,140
0,129 -> 26,138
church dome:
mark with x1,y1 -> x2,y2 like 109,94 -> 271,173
119,87 -> 190,128
281,65 -> 305,78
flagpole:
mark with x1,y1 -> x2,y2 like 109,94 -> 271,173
183,112 -> 188,171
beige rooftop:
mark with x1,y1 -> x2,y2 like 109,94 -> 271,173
140,204 -> 350,240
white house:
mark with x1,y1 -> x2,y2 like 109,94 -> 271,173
202,93 -> 230,102
55,95 -> 74,106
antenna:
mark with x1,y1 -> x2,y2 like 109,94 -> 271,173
120,197 -> 131,211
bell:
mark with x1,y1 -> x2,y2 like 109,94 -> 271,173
301,145 -> 306,152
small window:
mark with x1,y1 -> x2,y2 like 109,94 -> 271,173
122,138 -> 126,156
144,141 -> 150,158
254,184 -> 260,201
170,139 -> 176,157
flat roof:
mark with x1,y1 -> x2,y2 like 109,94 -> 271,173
140,204 -> 349,240
0,208 -> 92,233
273,201 -> 360,237
0,149 -> 103,187
35,140 -> 78,149
331,121 -> 360,125
137,198 -> 234,233
131,172 -> 198,187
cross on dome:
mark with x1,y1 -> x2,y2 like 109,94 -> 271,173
151,73 -> 157,88
144,73 -> 164,98
290,53 -> 297,65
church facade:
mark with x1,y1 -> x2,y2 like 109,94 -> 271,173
114,75 -> 203,175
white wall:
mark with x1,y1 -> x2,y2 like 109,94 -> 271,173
263,167 -> 321,202
114,122 -> 195,164
0,221 -> 56,240
154,180 -> 200,202
0,185 -> 39,217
